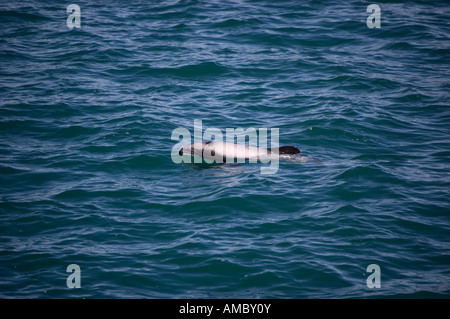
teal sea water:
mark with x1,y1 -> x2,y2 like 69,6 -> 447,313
1,0 -> 449,298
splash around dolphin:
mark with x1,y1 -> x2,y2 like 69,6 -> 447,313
178,141 -> 301,163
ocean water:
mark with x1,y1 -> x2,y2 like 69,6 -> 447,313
0,0 -> 449,299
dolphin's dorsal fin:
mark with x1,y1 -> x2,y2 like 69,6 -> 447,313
278,146 -> 301,155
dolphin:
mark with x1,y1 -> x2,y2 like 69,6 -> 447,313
179,141 -> 300,163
